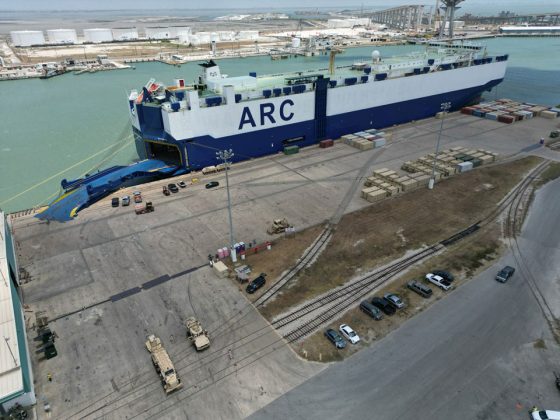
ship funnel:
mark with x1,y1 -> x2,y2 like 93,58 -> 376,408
199,60 -> 221,82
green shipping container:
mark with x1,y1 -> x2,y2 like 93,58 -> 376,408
283,145 -> 300,155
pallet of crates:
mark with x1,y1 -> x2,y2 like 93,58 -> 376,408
365,188 -> 388,203
408,172 -> 432,186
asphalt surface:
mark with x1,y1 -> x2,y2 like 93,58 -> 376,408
250,178 -> 560,420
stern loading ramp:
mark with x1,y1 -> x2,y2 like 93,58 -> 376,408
35,159 -> 184,222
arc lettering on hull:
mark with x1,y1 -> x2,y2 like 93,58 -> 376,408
239,99 -> 295,130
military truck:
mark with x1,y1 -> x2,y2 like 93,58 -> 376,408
267,218 -> 290,235
185,317 -> 210,351
145,335 -> 182,394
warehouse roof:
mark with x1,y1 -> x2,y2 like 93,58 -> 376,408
0,213 -> 23,403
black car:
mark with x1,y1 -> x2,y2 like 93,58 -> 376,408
496,266 -> 515,283
360,300 -> 383,320
432,270 -> 455,282
111,197 -> 119,207
324,328 -> 346,349
371,297 -> 396,315
205,181 -> 219,189
407,280 -> 433,298
246,273 -> 266,294
168,183 -> 179,193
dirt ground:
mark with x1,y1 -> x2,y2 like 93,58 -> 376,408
259,156 -> 542,320
299,225 -> 503,362
225,224 -> 325,301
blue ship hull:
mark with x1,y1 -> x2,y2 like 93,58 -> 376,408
135,77 -> 502,170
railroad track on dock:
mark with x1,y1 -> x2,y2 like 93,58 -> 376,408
254,227 -> 333,307
276,160 -> 551,342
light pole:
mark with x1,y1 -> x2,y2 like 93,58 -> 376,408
429,101 -> 451,190
216,149 -> 237,263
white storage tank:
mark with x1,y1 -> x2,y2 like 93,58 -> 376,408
84,28 -> 113,43
112,27 -> 139,41
46,29 -> 77,44
145,27 -> 170,39
168,26 -> 191,38
196,32 -> 212,44
291,37 -> 301,48
218,31 -> 235,41
237,30 -> 259,40
10,30 -> 45,46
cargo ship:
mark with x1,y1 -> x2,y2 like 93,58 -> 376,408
129,42 -> 508,170
38,42 -> 508,222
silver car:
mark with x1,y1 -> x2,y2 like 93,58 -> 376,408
383,293 -> 405,309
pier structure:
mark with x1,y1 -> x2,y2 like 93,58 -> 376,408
367,5 -> 425,31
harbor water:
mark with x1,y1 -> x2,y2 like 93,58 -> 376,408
0,37 -> 559,213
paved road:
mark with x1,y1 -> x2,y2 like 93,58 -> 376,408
251,179 -> 560,420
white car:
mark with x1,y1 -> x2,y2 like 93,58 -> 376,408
425,273 -> 453,291
531,408 -> 560,420
339,324 -> 360,344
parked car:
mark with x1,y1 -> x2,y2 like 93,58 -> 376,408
432,270 -> 455,282
324,328 -> 346,349
246,273 -> 266,294
339,324 -> 360,344
384,293 -> 405,309
425,273 -> 452,291
163,186 -> 170,196
359,300 -> 383,320
531,408 -> 560,420
133,191 -> 142,203
407,280 -> 432,298
371,297 -> 396,315
111,197 -> 119,207
495,266 -> 515,283
122,195 -> 130,206
178,181 -> 187,188
205,181 -> 219,189
168,183 -> 179,193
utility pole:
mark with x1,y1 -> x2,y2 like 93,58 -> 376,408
216,149 -> 237,262
428,101 -> 451,190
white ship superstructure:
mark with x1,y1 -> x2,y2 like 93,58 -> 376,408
128,42 -> 508,169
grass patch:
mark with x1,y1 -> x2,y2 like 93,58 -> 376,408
261,156 -> 542,319
533,338 -> 547,349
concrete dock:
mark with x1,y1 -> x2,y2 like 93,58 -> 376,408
10,112 -> 560,419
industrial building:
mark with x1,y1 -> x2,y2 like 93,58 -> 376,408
112,27 -> 139,41
499,25 -> 560,34
9,30 -> 45,47
0,213 -> 36,415
145,27 -> 171,39
46,29 -> 77,44
83,28 -> 113,43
